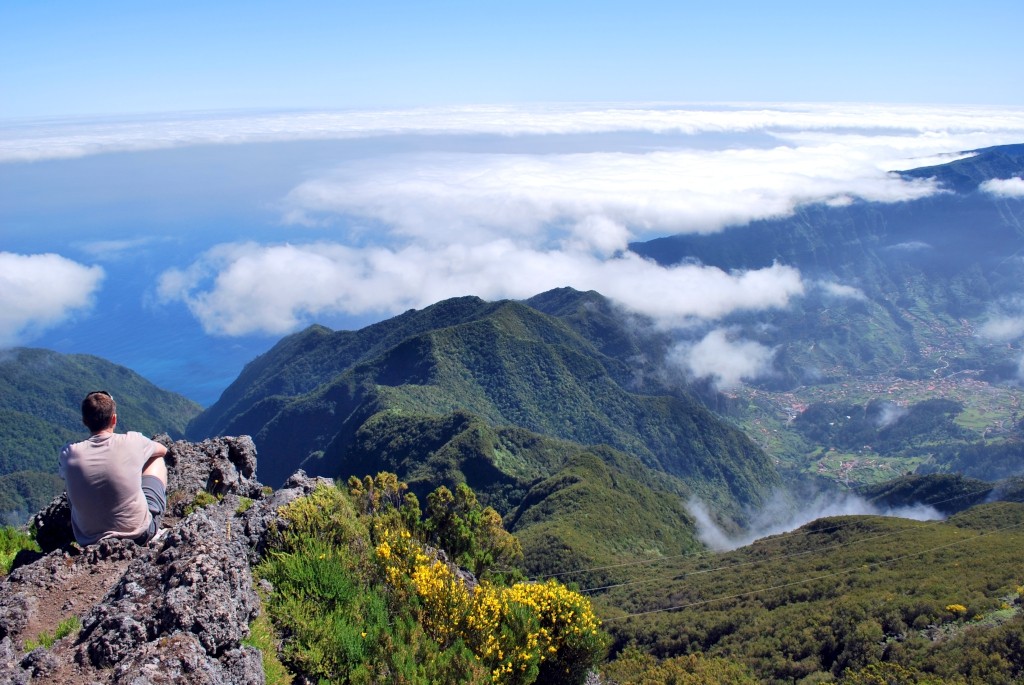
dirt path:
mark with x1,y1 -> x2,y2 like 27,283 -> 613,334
4,544 -> 139,653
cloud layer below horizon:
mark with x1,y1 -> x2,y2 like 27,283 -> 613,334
156,241 -> 805,336
4,102 -> 1024,163
7,103 -> 1024,380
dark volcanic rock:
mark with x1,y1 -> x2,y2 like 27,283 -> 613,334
111,634 -> 263,685
164,435 -> 264,508
75,507 -> 260,677
29,495 -> 73,554
0,435 -> 305,685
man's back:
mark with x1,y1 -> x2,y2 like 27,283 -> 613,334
60,431 -> 159,545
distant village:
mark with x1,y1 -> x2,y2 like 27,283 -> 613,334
727,370 -> 1023,485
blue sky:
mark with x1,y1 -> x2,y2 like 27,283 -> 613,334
3,0 -> 1023,118
3,1 -> 1024,405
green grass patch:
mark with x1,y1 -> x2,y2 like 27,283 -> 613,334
243,609 -> 293,685
24,615 -> 80,650
0,525 -> 40,575
183,490 -> 221,516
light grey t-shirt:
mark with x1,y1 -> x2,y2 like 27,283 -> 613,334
59,431 -> 160,545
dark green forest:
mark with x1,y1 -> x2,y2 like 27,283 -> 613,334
599,503 -> 1024,684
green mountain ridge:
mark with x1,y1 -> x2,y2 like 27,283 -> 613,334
187,290 -> 781,579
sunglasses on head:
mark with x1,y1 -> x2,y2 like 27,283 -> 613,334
88,390 -> 113,401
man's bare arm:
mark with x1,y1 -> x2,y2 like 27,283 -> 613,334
142,442 -> 168,485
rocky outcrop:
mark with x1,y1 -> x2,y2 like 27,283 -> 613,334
0,436 -> 324,685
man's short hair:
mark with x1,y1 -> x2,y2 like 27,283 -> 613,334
82,391 -> 116,432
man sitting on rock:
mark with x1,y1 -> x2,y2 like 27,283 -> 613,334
59,390 -> 168,546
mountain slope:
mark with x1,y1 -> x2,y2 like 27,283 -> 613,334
630,144 -> 1024,386
343,410 -> 704,583
188,294 -> 774,511
602,501 -> 1024,683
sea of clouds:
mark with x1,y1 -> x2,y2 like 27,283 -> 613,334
4,102 -> 1024,385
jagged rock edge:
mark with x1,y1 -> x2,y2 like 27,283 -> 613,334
0,435 -> 330,685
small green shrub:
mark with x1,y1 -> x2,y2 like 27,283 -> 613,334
24,615 -> 80,650
0,525 -> 40,575
603,647 -> 759,685
184,490 -> 220,516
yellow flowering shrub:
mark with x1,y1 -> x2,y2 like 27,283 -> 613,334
353,475 -> 607,684
372,521 -> 605,685
262,484 -> 488,684
412,558 -> 472,646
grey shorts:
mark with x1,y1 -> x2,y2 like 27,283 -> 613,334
136,476 -> 167,544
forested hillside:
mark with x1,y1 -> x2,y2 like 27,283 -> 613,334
187,290 -> 779,578
599,502 -> 1024,684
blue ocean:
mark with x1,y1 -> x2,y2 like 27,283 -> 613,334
1,142 -> 385,407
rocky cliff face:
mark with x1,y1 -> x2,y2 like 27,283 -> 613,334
0,436 -> 330,685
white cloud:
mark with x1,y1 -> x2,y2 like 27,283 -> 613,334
817,280 -> 867,301
875,401 -> 909,429
76,236 -> 163,261
981,177 -> 1024,198
669,328 -> 777,390
0,252 -> 105,346
4,102 -> 1024,163
979,315 -> 1024,341
283,146 -> 940,240
156,241 -> 804,336
14,101 -> 1018,338
688,491 -> 943,552
885,241 -> 932,252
